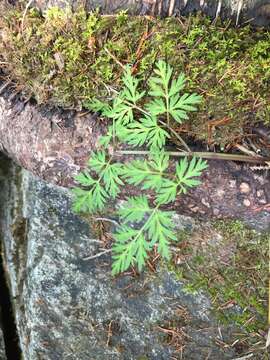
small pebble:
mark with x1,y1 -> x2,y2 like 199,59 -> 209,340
229,180 -> 236,188
239,182 -> 250,194
201,198 -> 210,208
243,199 -> 251,207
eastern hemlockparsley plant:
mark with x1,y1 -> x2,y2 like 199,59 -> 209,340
72,60 -> 208,275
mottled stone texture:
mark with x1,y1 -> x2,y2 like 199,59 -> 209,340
0,155 -> 246,359
1,96 -> 270,228
32,0 -> 270,26
0,326 -> 6,360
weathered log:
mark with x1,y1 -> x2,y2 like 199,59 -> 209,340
0,92 -> 269,229
31,0 -> 270,26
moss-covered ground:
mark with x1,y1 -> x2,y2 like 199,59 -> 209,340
0,3 -> 269,148
165,219 -> 269,357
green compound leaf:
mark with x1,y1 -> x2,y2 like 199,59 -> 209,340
88,151 -> 107,173
149,60 -> 173,97
146,209 -> 177,259
169,73 -> 186,97
110,97 -> 134,124
124,116 -> 170,149
111,225 -> 138,275
84,98 -> 112,117
176,157 -> 208,194
145,98 -> 166,116
156,157 -> 208,203
112,196 -> 177,274
121,66 -> 145,104
169,92 -> 202,123
147,60 -> 202,123
73,171 -> 96,186
118,195 -> 150,223
112,225 -> 150,275
73,172 -> 108,213
122,151 -> 169,191
72,61 -> 208,275
99,133 -> 112,147
155,179 -> 178,205
88,151 -> 124,198
102,162 -> 125,198
72,182 -> 108,213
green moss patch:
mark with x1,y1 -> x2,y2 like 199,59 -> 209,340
166,220 -> 268,355
0,4 -> 269,146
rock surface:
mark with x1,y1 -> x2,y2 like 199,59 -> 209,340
0,326 -> 6,360
31,0 -> 270,26
0,154 -> 267,359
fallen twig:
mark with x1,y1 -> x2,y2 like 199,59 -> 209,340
116,149 -> 270,164
83,248 -> 112,261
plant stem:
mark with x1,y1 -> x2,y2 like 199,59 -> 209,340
115,150 -> 270,164
159,120 -> 191,152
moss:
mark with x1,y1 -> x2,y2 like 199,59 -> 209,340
166,220 -> 268,353
0,5 -> 270,146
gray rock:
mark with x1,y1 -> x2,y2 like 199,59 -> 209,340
0,156 -> 249,359
0,326 -> 6,360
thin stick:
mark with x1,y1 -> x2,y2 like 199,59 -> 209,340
83,248 -> 112,261
115,149 -> 270,164
159,120 -> 191,152
234,144 -> 259,157
21,0 -> 34,33
104,47 -> 126,70
95,217 -> 120,227
0,81 -> 11,95
232,354 -> 254,360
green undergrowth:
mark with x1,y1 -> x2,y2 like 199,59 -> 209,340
0,4 -> 270,146
166,220 -> 268,353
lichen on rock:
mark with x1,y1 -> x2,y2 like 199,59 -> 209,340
0,157 -> 268,359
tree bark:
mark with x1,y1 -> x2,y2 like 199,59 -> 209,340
31,0 -> 270,26
0,91 -> 269,229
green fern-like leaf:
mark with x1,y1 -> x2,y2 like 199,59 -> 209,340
84,98 -> 112,117
112,196 -> 177,274
176,157 -> 208,193
169,92 -> 201,123
155,179 -> 178,205
112,225 -> 138,274
113,97 -> 135,124
122,151 -> 169,191
112,225 -> 150,275
88,151 -> 107,172
118,195 -> 150,223
120,66 -> 145,104
88,151 -> 124,198
98,126 -> 113,147
124,116 -> 170,149
72,181 -> 108,213
146,209 -> 177,259
156,157 -> 208,203
72,61 -> 208,276
149,60 -> 173,97
73,171 -> 108,213
146,60 -> 201,123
